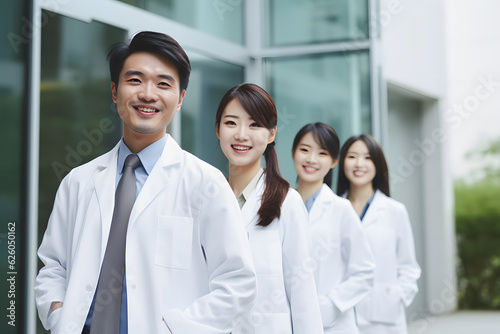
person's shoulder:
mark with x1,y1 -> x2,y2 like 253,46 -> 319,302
284,187 -> 303,206
180,149 -> 227,183
67,149 -> 115,179
376,191 -> 407,215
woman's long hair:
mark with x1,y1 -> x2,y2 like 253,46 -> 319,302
215,83 -> 289,226
337,134 -> 390,197
292,122 -> 340,187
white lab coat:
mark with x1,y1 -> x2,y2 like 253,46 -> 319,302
35,136 -> 257,334
232,175 -> 324,334
352,190 -> 421,334
307,184 -> 375,334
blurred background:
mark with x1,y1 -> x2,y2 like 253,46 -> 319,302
0,0 -> 498,333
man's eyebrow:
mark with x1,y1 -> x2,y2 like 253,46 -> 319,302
158,74 -> 176,82
124,70 -> 143,77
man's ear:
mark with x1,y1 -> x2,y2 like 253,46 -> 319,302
176,90 -> 186,112
111,82 -> 117,103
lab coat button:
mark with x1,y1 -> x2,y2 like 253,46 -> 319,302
86,284 -> 93,291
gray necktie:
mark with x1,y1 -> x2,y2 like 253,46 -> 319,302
90,154 -> 141,334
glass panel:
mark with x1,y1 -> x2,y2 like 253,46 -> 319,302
38,12 -> 126,332
119,0 -> 244,45
0,1 -> 27,333
267,51 -> 371,188
268,0 -> 369,46
181,53 -> 244,175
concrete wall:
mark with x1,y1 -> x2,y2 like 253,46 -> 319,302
378,0 -> 456,321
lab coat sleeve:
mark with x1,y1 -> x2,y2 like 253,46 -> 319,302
162,170 -> 257,333
34,172 -> 73,330
395,204 -> 421,307
281,190 -> 324,334
325,204 -> 375,313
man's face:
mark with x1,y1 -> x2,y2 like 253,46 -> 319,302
111,52 -> 185,140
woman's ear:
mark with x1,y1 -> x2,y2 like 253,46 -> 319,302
331,159 -> 339,169
216,126 -> 220,140
268,126 -> 277,144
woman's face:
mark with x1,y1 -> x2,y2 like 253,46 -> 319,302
293,132 -> 337,185
217,99 -> 276,168
343,140 -> 376,188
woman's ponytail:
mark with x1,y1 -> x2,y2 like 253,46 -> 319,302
258,142 -> 289,226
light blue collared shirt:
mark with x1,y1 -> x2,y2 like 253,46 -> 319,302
85,135 -> 167,333
304,186 -> 323,213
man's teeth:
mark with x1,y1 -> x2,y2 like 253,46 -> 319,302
136,107 -> 158,113
233,145 -> 250,150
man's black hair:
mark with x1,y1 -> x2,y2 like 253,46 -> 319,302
107,31 -> 191,93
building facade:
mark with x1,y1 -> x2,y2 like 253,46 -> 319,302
0,0 -> 453,333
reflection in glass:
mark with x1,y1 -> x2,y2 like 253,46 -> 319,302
181,53 -> 244,175
267,52 -> 371,188
38,13 -> 125,332
268,0 -> 369,46
119,0 -> 244,44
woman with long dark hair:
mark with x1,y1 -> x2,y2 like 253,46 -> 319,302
291,123 -> 374,334
216,84 -> 323,333
338,134 -> 421,334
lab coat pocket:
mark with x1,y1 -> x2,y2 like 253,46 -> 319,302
47,306 -> 62,331
248,230 -> 283,276
370,284 -> 403,324
155,216 -> 193,270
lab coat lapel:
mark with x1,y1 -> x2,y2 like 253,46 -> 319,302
241,175 -> 265,228
361,190 -> 386,227
128,136 -> 182,229
93,142 -> 120,257
308,184 -> 333,224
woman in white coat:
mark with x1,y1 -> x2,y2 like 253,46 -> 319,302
337,134 -> 421,334
291,123 -> 375,334
215,84 -> 324,334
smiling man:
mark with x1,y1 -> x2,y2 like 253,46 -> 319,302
34,31 -> 256,334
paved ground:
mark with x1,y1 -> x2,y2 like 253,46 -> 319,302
408,311 -> 500,334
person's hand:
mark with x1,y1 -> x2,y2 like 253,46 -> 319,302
50,301 -> 63,312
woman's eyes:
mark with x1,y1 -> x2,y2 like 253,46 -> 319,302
224,120 -> 236,126
250,122 -> 262,128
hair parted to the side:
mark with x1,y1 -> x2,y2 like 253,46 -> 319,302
292,122 -> 340,187
215,83 -> 289,227
106,31 -> 191,93
337,134 -> 390,197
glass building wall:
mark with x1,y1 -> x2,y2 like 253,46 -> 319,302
268,0 -> 369,45
181,54 -> 244,175
267,52 -> 371,187
0,0 -> 29,333
119,0 -> 244,44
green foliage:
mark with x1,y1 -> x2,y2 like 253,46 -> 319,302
455,139 -> 500,309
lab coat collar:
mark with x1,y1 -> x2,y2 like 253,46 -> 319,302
308,184 -> 335,224
241,173 -> 265,228
360,189 -> 387,227
93,141 -> 120,256
129,135 -> 183,229
92,136 -> 185,254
